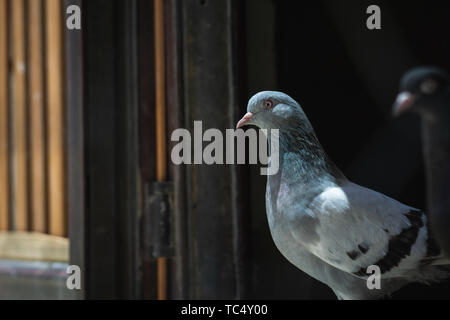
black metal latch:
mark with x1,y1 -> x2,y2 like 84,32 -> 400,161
144,181 -> 174,258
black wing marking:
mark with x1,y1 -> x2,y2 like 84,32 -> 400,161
353,210 -> 424,277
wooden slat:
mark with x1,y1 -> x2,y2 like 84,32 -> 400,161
0,0 -> 9,230
11,0 -> 29,231
45,0 -> 66,237
28,0 -> 47,233
154,0 -> 168,301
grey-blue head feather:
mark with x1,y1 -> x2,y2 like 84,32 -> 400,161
245,91 -> 315,134
243,91 -> 344,181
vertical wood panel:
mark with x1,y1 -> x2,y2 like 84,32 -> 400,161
84,0 -> 117,298
139,0 -> 158,300
28,0 -> 47,233
166,0 -> 189,299
116,0 -> 140,299
45,0 -> 66,237
181,0 -> 242,299
154,0 -> 168,301
65,0 -> 84,299
11,0 -> 29,231
0,0 -> 10,230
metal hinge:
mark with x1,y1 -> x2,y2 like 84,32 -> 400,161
144,181 -> 174,258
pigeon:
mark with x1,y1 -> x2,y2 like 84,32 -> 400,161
393,66 -> 450,256
237,91 -> 450,300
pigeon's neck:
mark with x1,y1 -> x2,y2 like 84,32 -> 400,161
421,114 -> 450,144
265,128 -> 344,226
270,128 -> 344,186
421,116 -> 450,215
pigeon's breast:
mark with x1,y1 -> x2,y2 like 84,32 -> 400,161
265,180 -> 323,276
266,208 -> 323,280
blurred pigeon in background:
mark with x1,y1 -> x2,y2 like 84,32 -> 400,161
237,91 -> 450,300
393,66 -> 450,256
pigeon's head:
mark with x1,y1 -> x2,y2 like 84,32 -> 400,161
236,91 -> 310,132
393,66 -> 450,118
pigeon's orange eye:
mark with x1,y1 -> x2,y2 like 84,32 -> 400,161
264,100 -> 273,109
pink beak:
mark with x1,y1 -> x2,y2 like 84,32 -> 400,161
236,112 -> 254,129
392,92 -> 416,116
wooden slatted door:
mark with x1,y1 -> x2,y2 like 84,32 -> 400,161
0,0 -> 66,237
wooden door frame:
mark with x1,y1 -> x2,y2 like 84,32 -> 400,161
66,0 -> 141,299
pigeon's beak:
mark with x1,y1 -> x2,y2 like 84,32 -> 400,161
236,112 -> 254,129
392,92 -> 416,116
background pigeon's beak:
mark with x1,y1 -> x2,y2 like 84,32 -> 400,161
392,92 -> 416,116
236,112 -> 254,129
